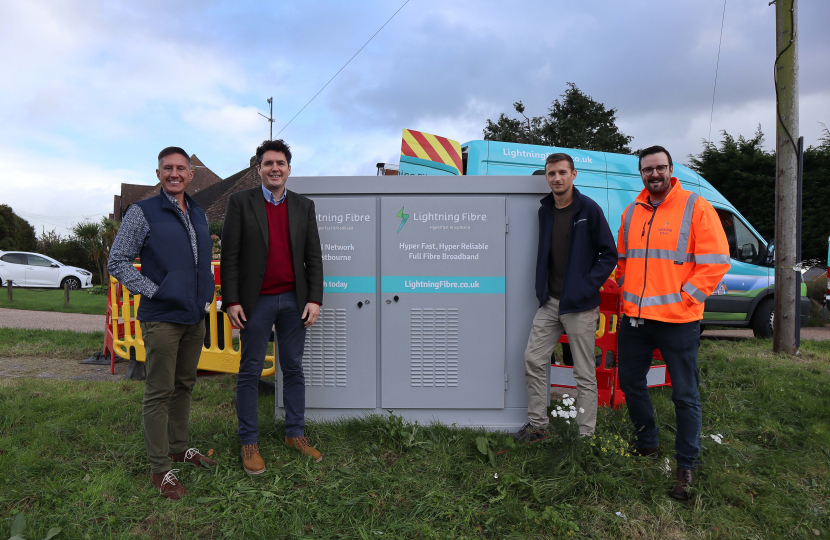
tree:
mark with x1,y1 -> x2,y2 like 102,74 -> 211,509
688,126 -> 830,263
483,83 -> 633,153
0,205 -> 37,252
72,217 -> 120,284
37,229 -> 92,272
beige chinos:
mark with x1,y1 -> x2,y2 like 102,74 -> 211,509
524,297 -> 599,436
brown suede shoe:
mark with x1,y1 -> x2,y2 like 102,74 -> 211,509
241,443 -> 266,475
170,448 -> 216,468
669,468 -> 693,501
286,436 -> 323,462
151,470 -> 187,501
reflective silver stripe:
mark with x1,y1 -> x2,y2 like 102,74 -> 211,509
621,290 -> 683,307
682,282 -> 708,302
622,291 -> 640,305
641,292 -> 683,307
626,248 -> 695,262
693,253 -> 731,265
674,193 -> 699,263
622,203 -> 636,253
618,253 -> 626,260
617,276 -> 625,287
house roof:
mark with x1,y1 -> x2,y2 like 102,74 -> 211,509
204,160 -> 260,223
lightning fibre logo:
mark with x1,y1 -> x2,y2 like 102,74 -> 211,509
396,207 -> 409,233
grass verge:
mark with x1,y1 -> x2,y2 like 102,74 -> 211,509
0,328 -> 105,358
0,339 -> 828,539
0,287 -> 108,315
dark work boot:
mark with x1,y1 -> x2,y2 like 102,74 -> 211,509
669,468 -> 693,501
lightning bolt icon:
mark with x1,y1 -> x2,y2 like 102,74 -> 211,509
396,207 -> 409,233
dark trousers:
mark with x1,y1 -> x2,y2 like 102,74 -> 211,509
617,316 -> 701,470
140,320 -> 206,474
237,291 -> 307,443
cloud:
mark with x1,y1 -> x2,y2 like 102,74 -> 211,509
0,148 -> 144,235
2,0 -> 829,233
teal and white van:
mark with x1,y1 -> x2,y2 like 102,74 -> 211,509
397,136 -> 809,338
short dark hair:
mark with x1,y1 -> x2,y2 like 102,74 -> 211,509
158,147 -> 191,168
545,152 -> 574,171
638,145 -> 673,170
256,139 -> 292,166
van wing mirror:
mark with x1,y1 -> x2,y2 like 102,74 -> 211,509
740,243 -> 757,261
765,242 -> 775,266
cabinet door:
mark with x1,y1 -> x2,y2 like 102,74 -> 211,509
279,197 -> 377,409
379,196 -> 506,409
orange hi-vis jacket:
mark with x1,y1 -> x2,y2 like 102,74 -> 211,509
614,178 -> 730,323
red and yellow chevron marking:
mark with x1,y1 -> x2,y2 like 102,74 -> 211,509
401,129 -> 463,175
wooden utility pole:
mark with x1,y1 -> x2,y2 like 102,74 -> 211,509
773,0 -> 799,354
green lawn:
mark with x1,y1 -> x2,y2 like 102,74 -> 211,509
0,328 -> 105,358
1,339 -> 829,539
0,287 -> 108,315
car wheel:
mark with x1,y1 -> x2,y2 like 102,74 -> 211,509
62,277 -> 82,290
751,298 -> 774,339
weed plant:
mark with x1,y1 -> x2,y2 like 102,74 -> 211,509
0,339 -> 828,539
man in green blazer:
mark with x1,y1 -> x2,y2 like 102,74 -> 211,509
220,139 -> 324,474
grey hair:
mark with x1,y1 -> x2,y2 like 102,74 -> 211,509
157,147 -> 191,168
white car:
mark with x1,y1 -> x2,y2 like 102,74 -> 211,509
0,251 -> 94,290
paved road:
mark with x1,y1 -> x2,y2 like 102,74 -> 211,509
0,308 -> 105,333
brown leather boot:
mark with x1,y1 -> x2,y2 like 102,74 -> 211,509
151,470 -> 187,500
169,447 -> 216,468
286,436 -> 322,462
669,468 -> 693,501
241,443 -> 266,475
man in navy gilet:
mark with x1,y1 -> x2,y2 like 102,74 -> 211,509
108,147 -> 217,500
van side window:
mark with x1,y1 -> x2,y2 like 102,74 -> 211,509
715,209 -> 763,264
1,253 -> 26,265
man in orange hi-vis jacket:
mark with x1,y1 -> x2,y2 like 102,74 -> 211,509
615,145 -> 730,501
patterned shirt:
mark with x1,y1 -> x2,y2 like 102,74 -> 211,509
107,190 -> 198,299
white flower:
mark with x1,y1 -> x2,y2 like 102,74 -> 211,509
709,434 -> 723,444
662,458 -> 671,475
494,473 -> 498,479
579,408 -> 585,414
570,411 -> 577,418
556,406 -> 562,411
562,394 -> 569,398
566,420 -> 571,424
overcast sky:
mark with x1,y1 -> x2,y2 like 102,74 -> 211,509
2,0 -> 828,236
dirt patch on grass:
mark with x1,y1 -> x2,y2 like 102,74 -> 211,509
0,356 -> 128,381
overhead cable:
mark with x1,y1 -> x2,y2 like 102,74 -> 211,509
275,0 -> 410,137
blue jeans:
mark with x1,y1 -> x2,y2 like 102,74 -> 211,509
237,291 -> 307,443
617,316 -> 701,470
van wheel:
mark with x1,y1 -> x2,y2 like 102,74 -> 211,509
751,298 -> 774,339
